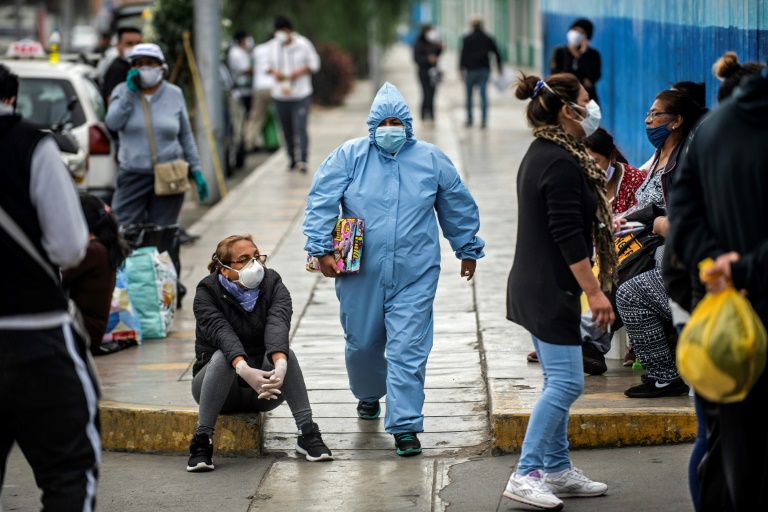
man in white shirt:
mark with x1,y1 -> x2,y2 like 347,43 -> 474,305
244,34 -> 277,152
227,30 -> 254,156
265,15 -> 320,172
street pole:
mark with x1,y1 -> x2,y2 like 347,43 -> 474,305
193,0 -> 225,203
367,0 -> 381,100
61,0 -> 73,52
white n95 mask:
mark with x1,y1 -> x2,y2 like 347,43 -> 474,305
220,259 -> 265,289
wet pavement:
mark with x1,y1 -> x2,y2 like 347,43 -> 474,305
79,44 -> 700,512
2,42 -> 698,512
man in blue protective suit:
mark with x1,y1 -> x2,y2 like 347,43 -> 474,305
302,82 -> 485,456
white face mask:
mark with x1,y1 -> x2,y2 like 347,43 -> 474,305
571,100 -> 601,137
425,29 -> 440,43
605,163 -> 615,182
275,31 -> 290,44
0,101 -> 14,116
139,66 -> 163,88
221,258 -> 265,289
567,29 -> 586,47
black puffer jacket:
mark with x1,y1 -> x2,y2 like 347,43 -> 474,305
192,268 -> 292,376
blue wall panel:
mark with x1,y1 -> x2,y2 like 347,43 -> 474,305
541,0 -> 768,166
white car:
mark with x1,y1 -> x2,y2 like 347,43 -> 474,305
1,55 -> 117,204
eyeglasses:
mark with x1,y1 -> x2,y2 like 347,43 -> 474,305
228,254 -> 268,266
645,111 -> 676,122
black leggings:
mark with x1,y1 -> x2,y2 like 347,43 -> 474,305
0,324 -> 101,512
418,68 -> 436,121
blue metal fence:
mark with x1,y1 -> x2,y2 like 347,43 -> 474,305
541,0 -> 768,166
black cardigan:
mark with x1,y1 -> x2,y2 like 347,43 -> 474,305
549,46 -> 602,105
192,268 -> 292,376
507,138 -> 597,345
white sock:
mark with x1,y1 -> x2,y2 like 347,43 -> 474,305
547,468 -> 569,479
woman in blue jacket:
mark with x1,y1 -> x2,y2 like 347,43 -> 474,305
302,82 -> 484,456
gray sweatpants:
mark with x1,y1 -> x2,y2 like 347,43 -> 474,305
191,349 -> 312,435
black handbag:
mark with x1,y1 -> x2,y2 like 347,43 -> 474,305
615,203 -> 666,282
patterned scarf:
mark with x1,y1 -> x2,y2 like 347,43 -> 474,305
218,273 -> 260,311
533,124 -> 618,291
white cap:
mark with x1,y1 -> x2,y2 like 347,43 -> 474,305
128,43 -> 165,64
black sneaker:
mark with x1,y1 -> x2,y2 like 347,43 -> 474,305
394,432 -> 422,457
186,433 -> 214,472
357,400 -> 381,419
295,422 -> 333,462
624,378 -> 689,398
582,343 -> 607,376
641,373 -> 652,384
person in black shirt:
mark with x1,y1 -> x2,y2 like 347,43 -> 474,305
459,15 -> 502,128
669,67 -> 768,512
102,26 -> 142,104
549,18 -> 602,105
0,63 -> 99,512
502,71 -> 615,509
413,23 -> 444,127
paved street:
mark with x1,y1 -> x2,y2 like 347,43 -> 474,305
1,43 -> 696,511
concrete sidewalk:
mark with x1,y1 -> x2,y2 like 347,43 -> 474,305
93,43 -> 695,463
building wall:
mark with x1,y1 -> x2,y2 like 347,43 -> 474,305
541,0 -> 768,165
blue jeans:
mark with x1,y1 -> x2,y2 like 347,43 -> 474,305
464,68 -> 490,125
516,335 -> 584,475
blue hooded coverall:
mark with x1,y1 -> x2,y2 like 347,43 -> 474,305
302,82 -> 485,434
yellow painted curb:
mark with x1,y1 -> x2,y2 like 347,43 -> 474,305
99,401 -> 262,455
491,411 -> 696,454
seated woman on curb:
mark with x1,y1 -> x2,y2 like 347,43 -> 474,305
187,234 -> 332,472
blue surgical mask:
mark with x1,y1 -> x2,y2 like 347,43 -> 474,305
605,163 -> 615,182
375,126 -> 406,154
646,124 -> 673,149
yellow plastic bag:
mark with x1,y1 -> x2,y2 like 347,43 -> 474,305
677,259 -> 768,403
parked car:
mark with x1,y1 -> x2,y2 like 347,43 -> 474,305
2,44 -> 118,204
49,97 -> 89,190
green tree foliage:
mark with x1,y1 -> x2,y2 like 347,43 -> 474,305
221,0 -> 409,78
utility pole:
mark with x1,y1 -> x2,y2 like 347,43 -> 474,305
367,0 -> 381,100
61,0 -> 73,52
193,0 -> 225,203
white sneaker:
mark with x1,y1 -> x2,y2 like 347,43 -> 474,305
544,464 -> 608,497
503,470 -> 564,510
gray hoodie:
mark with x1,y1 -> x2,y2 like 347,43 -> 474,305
106,81 -> 201,174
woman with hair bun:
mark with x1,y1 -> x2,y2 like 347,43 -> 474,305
713,51 -> 766,102
502,72 -> 616,510
62,193 -> 130,356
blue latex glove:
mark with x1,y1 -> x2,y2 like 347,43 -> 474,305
126,68 -> 141,93
191,170 -> 208,202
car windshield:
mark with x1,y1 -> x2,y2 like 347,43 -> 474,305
16,78 -> 86,128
